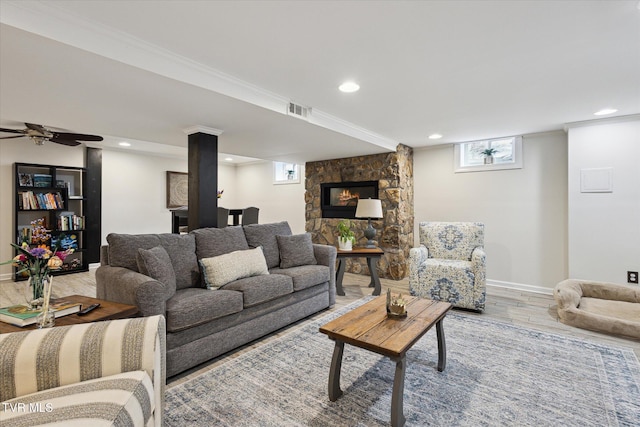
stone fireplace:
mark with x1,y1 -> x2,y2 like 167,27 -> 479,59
305,144 -> 413,280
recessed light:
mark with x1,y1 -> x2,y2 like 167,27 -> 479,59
118,141 -> 131,147
428,134 -> 443,140
339,81 -> 360,93
225,157 -> 233,162
594,108 -> 618,116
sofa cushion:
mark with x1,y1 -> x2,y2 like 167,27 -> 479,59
107,233 -> 162,271
158,233 -> 199,289
270,265 -> 330,292
0,371 -> 155,427
107,233 -> 199,289
165,288 -> 243,332
221,274 -> 293,307
200,247 -> 269,290
136,246 -> 177,299
243,221 -> 292,269
192,226 -> 250,259
276,233 -> 317,269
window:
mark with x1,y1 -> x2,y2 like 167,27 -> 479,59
454,136 -> 522,172
273,162 -> 300,184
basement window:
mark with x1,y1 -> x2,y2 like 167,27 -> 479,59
454,136 -> 522,172
273,162 -> 300,184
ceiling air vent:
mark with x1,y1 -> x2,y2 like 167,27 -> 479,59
288,102 -> 310,119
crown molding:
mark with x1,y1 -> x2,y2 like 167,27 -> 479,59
183,126 -> 224,136
564,114 -> 640,131
1,0 -> 396,151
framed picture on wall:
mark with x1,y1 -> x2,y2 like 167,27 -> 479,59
166,171 -> 188,208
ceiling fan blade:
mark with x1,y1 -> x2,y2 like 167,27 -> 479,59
0,127 -> 27,135
25,123 -> 47,133
0,135 -> 26,139
51,132 -> 103,142
49,138 -> 82,147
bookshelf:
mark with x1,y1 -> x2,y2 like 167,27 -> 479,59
13,163 -> 89,280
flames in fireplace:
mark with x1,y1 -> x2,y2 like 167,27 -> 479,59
335,189 -> 360,206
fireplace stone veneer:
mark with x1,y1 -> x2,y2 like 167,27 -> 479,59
305,144 -> 413,280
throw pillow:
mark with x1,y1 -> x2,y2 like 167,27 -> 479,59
200,246 -> 269,290
276,233 -> 317,269
136,246 -> 177,299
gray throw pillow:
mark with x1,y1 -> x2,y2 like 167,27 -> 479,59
136,246 -> 177,299
276,233 -> 317,269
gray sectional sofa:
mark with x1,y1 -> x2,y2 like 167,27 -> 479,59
96,221 -> 337,377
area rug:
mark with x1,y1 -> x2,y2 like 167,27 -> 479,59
165,298 -> 640,426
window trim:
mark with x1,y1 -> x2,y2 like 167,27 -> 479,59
273,161 -> 301,184
454,136 -> 523,173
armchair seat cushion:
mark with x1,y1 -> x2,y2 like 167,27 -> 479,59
0,371 -> 154,427
165,289 -> 243,332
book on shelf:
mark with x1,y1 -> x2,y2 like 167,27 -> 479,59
0,299 -> 82,327
33,173 -> 52,188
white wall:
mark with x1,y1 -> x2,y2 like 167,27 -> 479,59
567,118 -> 640,283
235,161 -> 306,233
413,131 -> 568,291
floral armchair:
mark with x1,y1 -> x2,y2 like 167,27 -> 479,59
409,222 -> 486,311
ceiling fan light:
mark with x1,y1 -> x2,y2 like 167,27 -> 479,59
118,141 -> 131,147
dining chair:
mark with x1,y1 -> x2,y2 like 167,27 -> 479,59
241,207 -> 259,225
217,206 -> 230,228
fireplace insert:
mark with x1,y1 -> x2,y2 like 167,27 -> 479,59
320,180 -> 379,218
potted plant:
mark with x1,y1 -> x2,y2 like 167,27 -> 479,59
481,148 -> 498,164
337,219 -> 355,251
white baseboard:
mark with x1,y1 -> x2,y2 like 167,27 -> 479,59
487,279 -> 554,296
0,273 -> 12,283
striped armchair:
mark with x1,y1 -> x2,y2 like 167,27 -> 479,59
0,315 -> 166,427
409,222 -> 486,311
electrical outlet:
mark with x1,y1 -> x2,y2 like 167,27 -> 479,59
628,271 -> 639,284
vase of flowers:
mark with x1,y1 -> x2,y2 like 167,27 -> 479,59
4,242 -> 73,310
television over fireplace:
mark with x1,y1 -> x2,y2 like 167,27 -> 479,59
320,180 -> 379,218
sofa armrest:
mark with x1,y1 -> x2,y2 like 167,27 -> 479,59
0,315 -> 166,426
313,244 -> 337,306
96,265 -> 168,316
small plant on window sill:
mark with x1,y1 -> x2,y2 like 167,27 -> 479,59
481,148 -> 498,164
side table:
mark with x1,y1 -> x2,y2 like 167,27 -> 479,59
0,294 -> 139,334
336,247 -> 384,296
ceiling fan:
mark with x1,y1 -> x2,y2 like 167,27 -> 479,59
0,123 -> 103,146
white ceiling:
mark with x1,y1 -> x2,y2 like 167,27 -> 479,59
1,0 -> 639,163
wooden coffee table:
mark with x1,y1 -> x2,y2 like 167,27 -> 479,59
319,294 -> 452,427
0,295 -> 139,334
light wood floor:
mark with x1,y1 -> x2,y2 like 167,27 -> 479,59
2,270 -> 638,388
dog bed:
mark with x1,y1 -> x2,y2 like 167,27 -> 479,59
554,279 -> 640,339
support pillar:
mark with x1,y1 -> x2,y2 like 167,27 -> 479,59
186,126 -> 223,230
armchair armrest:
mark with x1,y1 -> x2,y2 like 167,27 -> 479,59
96,265 -> 168,316
0,315 -> 166,422
313,244 -> 338,306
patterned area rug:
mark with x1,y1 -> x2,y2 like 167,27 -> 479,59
165,298 -> 640,426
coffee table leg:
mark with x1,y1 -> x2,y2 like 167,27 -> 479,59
436,318 -> 447,372
328,340 -> 344,401
366,256 -> 381,296
336,259 -> 346,296
391,356 -> 407,427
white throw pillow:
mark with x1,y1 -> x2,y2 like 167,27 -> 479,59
200,246 -> 269,290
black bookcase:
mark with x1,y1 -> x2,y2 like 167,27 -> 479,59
13,163 -> 89,280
